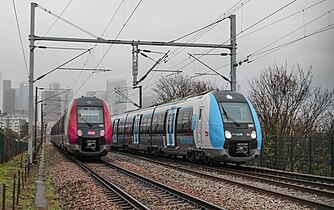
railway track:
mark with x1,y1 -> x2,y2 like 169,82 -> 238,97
231,164 -> 334,186
110,151 -> 334,210
95,160 -> 225,209
66,154 -> 149,210
218,164 -> 334,193
62,150 -> 225,209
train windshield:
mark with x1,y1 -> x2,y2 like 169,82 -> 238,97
77,106 -> 104,124
219,102 -> 253,124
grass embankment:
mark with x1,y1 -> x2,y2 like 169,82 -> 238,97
0,148 -> 62,209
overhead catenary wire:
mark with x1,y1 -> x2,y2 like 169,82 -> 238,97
11,0 -> 28,76
108,0 -> 314,105
109,1 -> 333,107
212,12 -> 334,71
122,0 -> 252,100
32,0 -> 332,106
250,24 -> 334,62
34,48 -> 93,82
73,0 -> 143,96
69,0 -> 250,102
181,9 -> 334,87
169,0 -> 250,43
241,0 -> 297,34
37,4 -> 101,39
237,0 -> 325,40
36,0 -> 73,46
148,0 -> 321,93
168,0 -> 300,76
251,8 -> 334,58
68,0 -> 125,99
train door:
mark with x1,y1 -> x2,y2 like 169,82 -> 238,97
133,114 -> 141,144
112,119 -> 119,143
197,106 -> 204,145
165,109 -> 177,147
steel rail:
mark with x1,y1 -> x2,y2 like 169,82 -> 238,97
111,151 -> 334,210
101,160 -> 225,210
64,153 -> 149,210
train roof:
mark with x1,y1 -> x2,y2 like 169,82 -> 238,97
75,96 -> 104,106
211,90 -> 247,103
111,90 -> 248,117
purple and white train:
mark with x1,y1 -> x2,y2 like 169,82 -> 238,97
51,96 -> 112,158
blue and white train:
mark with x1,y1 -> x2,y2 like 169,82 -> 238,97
111,90 -> 262,164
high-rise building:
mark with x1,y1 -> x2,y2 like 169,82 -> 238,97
106,79 -> 127,115
3,80 -> 15,114
85,91 -> 107,101
61,89 -> 73,113
41,90 -> 61,125
15,82 -> 29,115
49,82 -> 60,93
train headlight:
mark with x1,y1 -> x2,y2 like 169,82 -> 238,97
77,130 -> 83,137
225,130 -> 232,139
100,130 -> 105,137
251,131 -> 256,139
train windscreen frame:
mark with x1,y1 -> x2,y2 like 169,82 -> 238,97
219,102 -> 253,124
77,106 -> 104,125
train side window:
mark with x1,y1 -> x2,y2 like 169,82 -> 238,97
132,116 -> 136,135
199,109 -> 202,120
125,115 -> 134,135
152,112 -> 163,134
176,108 -> 193,134
176,111 -> 183,133
118,119 -> 125,134
140,115 -> 149,134
112,119 -> 119,135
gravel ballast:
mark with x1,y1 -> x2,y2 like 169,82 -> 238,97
45,143 -> 118,209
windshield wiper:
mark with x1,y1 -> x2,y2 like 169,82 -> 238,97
220,105 -> 240,127
79,116 -> 92,127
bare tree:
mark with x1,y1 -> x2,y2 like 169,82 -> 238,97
153,74 -> 218,103
296,87 -> 334,135
249,64 -> 334,136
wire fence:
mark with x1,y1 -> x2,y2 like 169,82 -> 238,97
0,134 -> 28,164
0,157 -> 30,210
248,135 -> 334,177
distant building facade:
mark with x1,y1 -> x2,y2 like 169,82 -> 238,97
41,90 -> 61,124
15,82 -> 29,115
3,80 -> 15,114
85,91 -> 107,102
0,113 -> 28,136
106,79 -> 127,115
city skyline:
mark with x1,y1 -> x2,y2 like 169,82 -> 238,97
0,76 -> 133,118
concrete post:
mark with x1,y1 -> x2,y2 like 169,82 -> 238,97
28,2 -> 38,164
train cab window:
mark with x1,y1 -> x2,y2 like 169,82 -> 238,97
219,102 -> 253,123
78,106 -> 104,124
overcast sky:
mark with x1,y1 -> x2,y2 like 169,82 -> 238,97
1,0 -> 333,109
